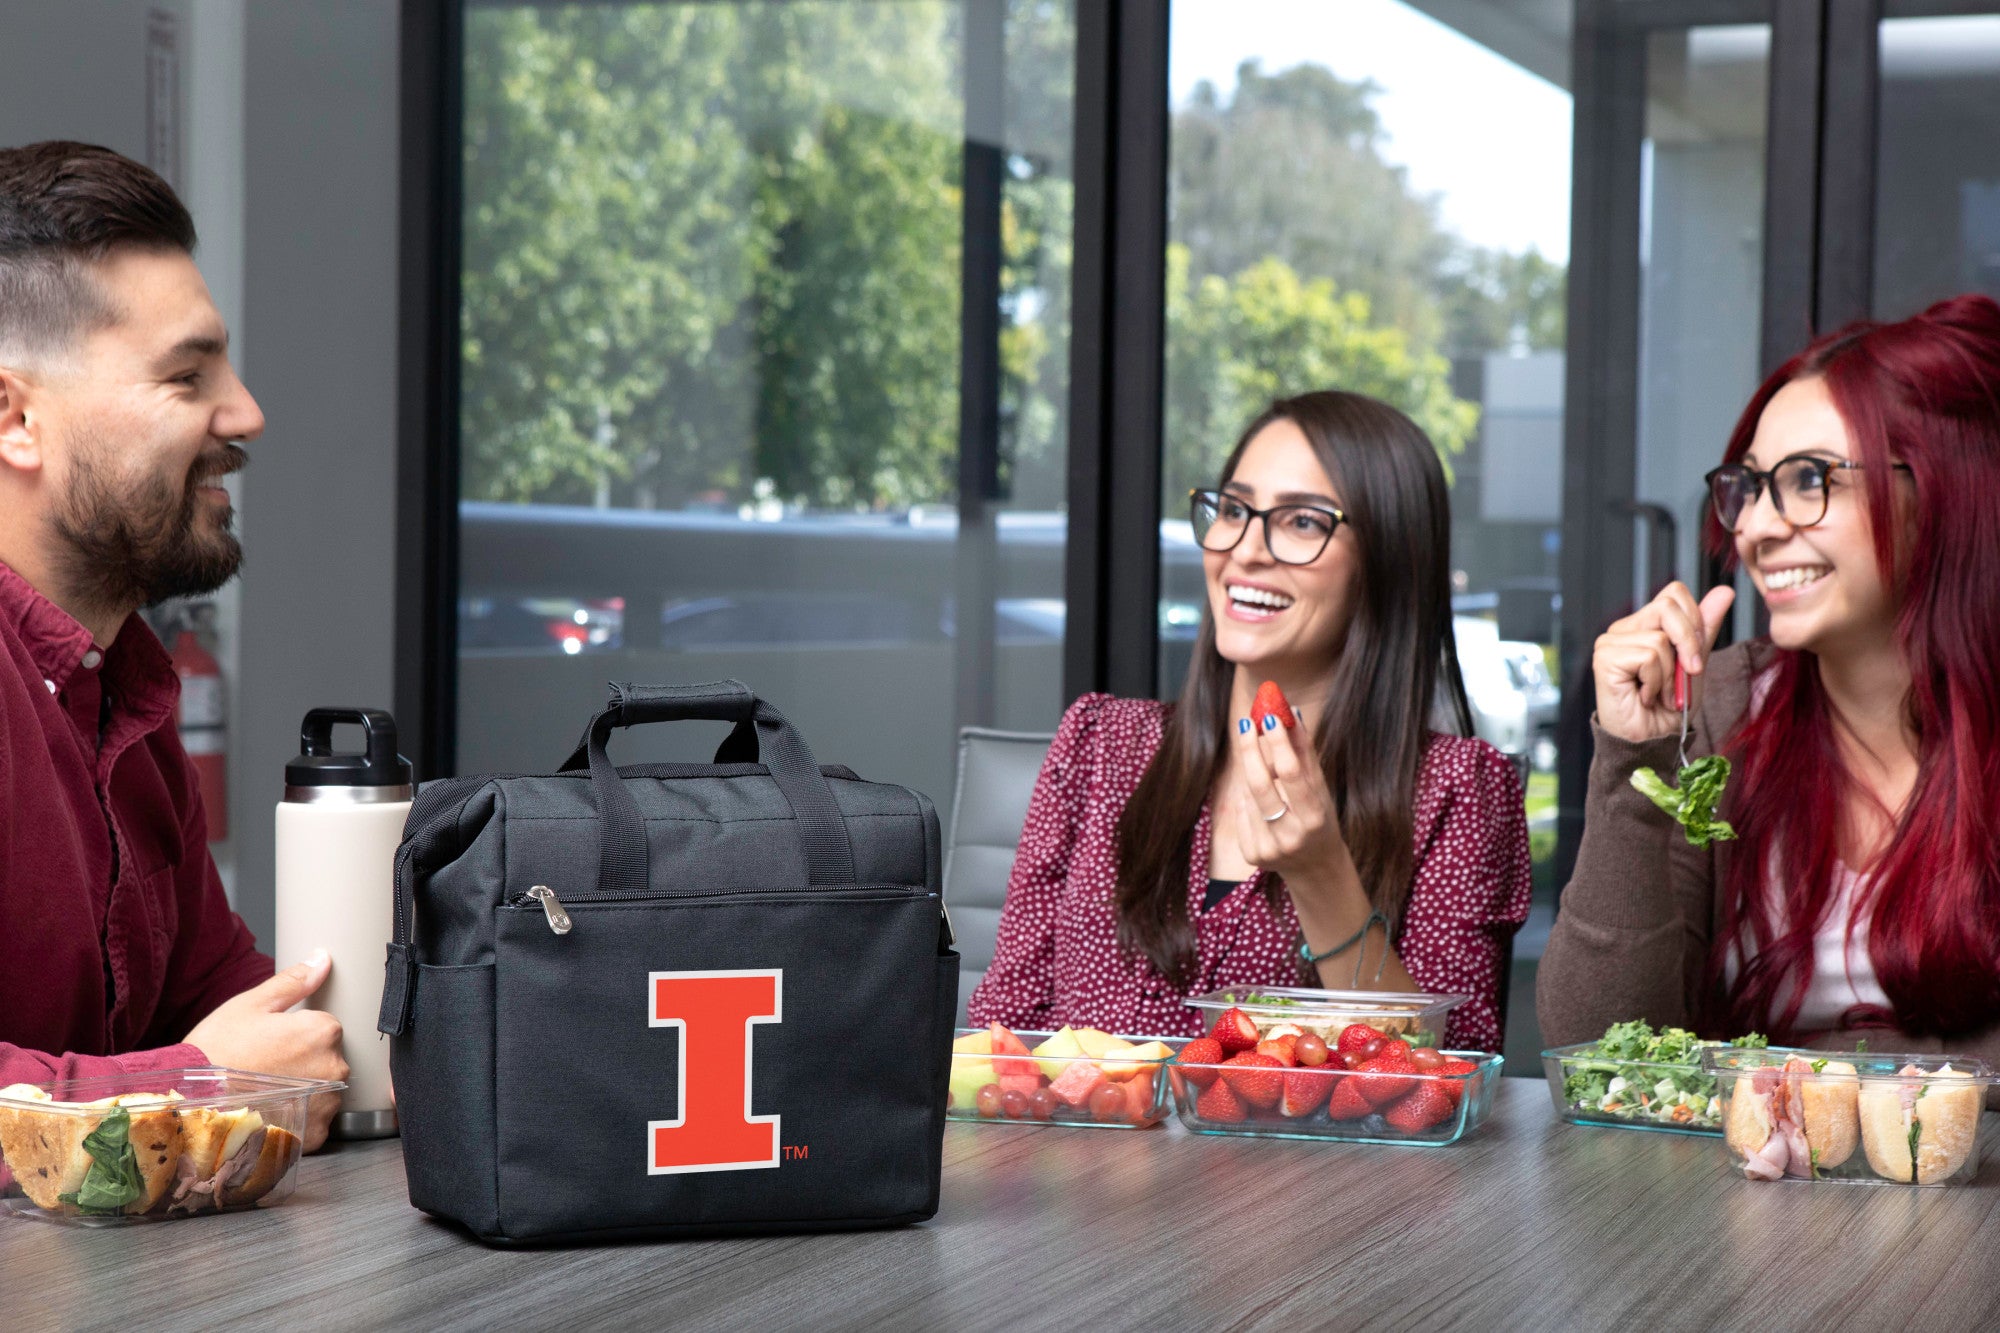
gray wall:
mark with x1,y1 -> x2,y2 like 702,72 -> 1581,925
237,2 -> 401,950
1,3 -> 403,955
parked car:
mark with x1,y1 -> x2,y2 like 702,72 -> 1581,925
1454,616 -> 1558,767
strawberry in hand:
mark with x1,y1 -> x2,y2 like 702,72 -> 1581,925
1252,680 -> 1298,732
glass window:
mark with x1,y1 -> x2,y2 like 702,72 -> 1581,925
1634,25 -> 1770,642
1874,13 -> 2000,315
454,2 -> 1075,819
1162,0 -> 1571,1059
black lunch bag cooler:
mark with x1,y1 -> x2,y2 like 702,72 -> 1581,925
377,681 -> 958,1244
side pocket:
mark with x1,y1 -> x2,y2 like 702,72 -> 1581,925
391,963 -> 499,1239
921,948 -> 961,1221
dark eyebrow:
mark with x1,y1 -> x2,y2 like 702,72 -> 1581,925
153,333 -> 228,371
1220,481 -> 1340,508
1738,447 -> 1847,471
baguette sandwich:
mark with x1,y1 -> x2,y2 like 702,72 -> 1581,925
1857,1064 -> 1981,1184
1722,1055 -> 1860,1180
0,1085 -> 299,1217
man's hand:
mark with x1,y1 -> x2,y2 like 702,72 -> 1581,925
185,951 -> 348,1151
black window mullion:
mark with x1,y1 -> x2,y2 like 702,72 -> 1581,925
1761,0 -> 1826,376
1554,0 -> 1648,884
397,0 -> 464,782
1063,0 -> 1170,704
1817,0 -> 1884,327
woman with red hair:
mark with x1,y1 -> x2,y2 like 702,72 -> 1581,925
1540,294 -> 2000,1065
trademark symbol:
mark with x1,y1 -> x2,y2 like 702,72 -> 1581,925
782,1144 -> 810,1161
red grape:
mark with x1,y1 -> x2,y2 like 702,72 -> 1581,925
1410,1047 -> 1444,1071
1361,1036 -> 1386,1059
1294,1033 -> 1329,1066
1340,1051 -> 1367,1070
1000,1089 -> 1029,1119
1088,1084 -> 1128,1121
1028,1087 -> 1059,1121
975,1084 -> 1003,1118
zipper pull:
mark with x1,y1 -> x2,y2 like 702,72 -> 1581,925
525,885 -> 572,935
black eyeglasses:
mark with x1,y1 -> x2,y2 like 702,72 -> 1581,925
1704,454 -> 1912,532
1189,489 -> 1346,565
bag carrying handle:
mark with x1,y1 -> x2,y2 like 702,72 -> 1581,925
559,680 -> 857,894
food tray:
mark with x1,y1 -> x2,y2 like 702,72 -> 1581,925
0,1067 -> 343,1225
1541,1041 -> 1805,1136
1167,1050 -> 1501,1146
948,1027 -> 1180,1129
1703,1049 -> 1996,1186
1183,987 -> 1466,1050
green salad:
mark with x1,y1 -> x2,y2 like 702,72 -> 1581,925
1558,1020 -> 1768,1131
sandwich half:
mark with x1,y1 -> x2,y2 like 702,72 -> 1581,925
0,1088 -> 185,1214
1859,1065 -> 1981,1184
1722,1055 -> 1859,1179
169,1108 -> 300,1213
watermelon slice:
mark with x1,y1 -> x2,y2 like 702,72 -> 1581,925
988,1023 -> 1037,1080
1122,1069 -> 1159,1123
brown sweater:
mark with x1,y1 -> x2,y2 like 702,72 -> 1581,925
1537,639 -> 2000,1089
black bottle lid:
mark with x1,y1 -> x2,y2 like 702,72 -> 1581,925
285,707 -> 413,789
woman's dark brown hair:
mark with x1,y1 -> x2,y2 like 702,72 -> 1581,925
1114,391 -> 1473,987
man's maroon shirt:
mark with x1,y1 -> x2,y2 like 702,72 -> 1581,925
0,561 -> 271,1087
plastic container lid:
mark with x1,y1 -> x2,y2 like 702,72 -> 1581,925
1184,986 -> 1467,1040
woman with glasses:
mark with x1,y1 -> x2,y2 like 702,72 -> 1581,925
968,391 -> 1532,1051
1540,295 -> 2000,1070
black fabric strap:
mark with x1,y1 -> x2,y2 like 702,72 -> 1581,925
571,680 -> 858,896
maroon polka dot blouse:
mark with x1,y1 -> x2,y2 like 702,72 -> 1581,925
965,693 -> 1533,1051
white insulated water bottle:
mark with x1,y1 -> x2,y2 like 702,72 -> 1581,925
275,707 -> 412,1139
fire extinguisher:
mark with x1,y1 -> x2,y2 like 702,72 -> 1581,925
170,611 -> 228,842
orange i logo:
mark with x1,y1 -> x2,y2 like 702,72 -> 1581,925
647,969 -> 782,1174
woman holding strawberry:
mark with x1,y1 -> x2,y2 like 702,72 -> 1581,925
968,391 -> 1533,1051
1540,295 -> 2000,1075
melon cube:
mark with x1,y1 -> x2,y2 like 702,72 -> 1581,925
1047,1059 -> 1109,1108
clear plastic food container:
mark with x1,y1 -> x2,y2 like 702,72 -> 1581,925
947,1026 -> 1181,1129
1540,1041 -> 1803,1136
0,1067 -> 344,1225
1167,1049 -> 1502,1146
1702,1049 -> 1997,1185
1183,986 -> 1468,1051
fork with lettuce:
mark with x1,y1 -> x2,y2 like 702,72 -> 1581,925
1632,756 -> 1737,849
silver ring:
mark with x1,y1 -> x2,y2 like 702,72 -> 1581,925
1262,804 -> 1289,823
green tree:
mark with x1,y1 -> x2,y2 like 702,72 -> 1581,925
460,7 -> 756,504
1164,245 -> 1478,503
459,1 -> 1076,514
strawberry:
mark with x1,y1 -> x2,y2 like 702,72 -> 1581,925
1354,1054 -> 1417,1107
1325,1076 -> 1373,1121
1195,1077 -> 1247,1123
1220,1052 -> 1284,1109
1278,1066 -> 1333,1117
1252,680 -> 1297,731
1384,1082 -> 1456,1132
1435,1057 -> 1480,1108
1255,1035 -> 1298,1067
1375,1039 -> 1414,1066
1262,1023 -> 1305,1041
1336,1023 -> 1383,1057
1210,1007 -> 1261,1054
1176,1037 -> 1225,1089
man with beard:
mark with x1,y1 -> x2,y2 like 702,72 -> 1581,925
0,143 -> 345,1149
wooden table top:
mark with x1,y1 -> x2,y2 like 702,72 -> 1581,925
5,1078 -> 1997,1331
